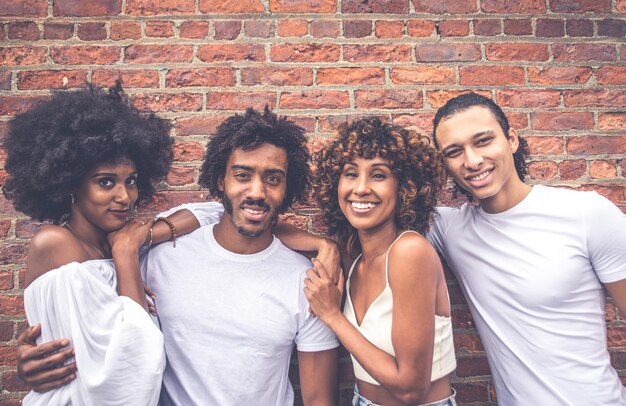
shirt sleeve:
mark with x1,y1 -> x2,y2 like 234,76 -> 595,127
156,201 -> 224,227
23,262 -> 165,406
426,206 -> 455,255
583,192 -> 626,284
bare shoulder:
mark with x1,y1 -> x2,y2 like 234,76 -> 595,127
387,231 -> 442,283
26,225 -> 89,287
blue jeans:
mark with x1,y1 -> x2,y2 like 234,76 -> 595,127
352,384 -> 457,406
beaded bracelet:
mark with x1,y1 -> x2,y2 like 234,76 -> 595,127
155,216 -> 177,247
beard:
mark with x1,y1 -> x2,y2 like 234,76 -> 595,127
222,193 -> 279,238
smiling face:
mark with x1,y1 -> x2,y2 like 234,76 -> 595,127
435,105 -> 527,212
71,159 -> 138,233
337,155 -> 399,234
218,143 -> 288,245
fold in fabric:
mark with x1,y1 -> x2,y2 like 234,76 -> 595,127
23,260 -> 165,406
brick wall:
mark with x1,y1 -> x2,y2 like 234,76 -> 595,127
0,0 -> 624,404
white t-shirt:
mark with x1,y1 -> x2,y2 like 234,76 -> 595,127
144,223 -> 339,406
428,185 -> 626,405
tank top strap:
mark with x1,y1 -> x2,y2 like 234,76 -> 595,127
347,253 -> 363,280
384,230 -> 421,283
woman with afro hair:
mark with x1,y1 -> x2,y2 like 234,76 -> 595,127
301,118 -> 458,406
4,84 -> 219,405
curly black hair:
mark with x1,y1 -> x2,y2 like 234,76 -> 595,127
312,117 -> 445,257
199,106 -> 310,212
432,92 -> 529,200
3,83 -> 173,223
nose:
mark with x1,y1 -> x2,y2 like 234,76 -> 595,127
464,148 -> 484,170
246,177 -> 267,201
114,185 -> 131,205
353,175 -> 371,195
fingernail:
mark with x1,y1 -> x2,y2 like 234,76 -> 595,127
60,339 -> 70,346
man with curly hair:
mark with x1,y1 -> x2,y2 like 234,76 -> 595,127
430,93 -> 626,405
143,107 -> 339,405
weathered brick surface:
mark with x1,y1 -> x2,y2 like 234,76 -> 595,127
1,2 -> 625,404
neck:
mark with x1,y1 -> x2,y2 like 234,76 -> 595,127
64,218 -> 110,259
356,220 -> 399,262
212,215 -> 273,255
480,177 -> 532,214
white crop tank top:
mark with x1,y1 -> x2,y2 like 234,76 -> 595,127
343,231 -> 456,385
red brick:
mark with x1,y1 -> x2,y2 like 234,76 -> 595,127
343,0 -> 407,13
17,70 -> 87,90
454,331 -> 485,352
110,21 -> 141,40
125,45 -> 192,64
287,116 -> 316,133
454,382 -> 491,403
318,114 -> 358,132
415,43 -> 480,62
497,89 -> 560,108
413,0 -> 477,13
166,68 -> 236,87
426,90 -> 492,109
355,89 -> 423,109
271,0 -> 335,13
241,67 -> 313,86
206,91 -> 276,110
553,44 -> 616,62
244,20 -> 274,38
173,141 -> 205,162
132,93 -> 202,112
528,161 -> 558,180
525,136 -> 564,155
344,44 -> 412,63
0,46 -> 47,66
126,0 -> 195,15
504,18 -> 532,35
532,112 -> 593,131
167,166 -> 195,186
281,91 -> 349,110
375,20 -> 404,38
595,66 -> 626,85
566,89 -> 626,107
44,23 -> 74,39
317,67 -> 385,85
621,160 -> 626,178
528,67 -> 592,85
0,271 -> 12,290
91,69 -> 160,88
566,19 -> 593,37
54,0 -> 121,16
0,294 -> 23,315
199,44 -> 265,62
271,43 -> 340,62
391,67 -> 455,85
589,160 -> 617,179
77,22 -> 106,40
456,357 -> 491,377
482,0 -> 545,13
0,321 -> 13,341
7,21 -> 40,40
618,0 -> 626,13
607,325 -> 626,347
343,20 -> 372,38
277,19 -> 308,37
473,19 -> 501,36
559,160 -> 586,180
310,20 -> 340,38
179,21 -> 209,39
145,21 -> 175,38
536,18 -> 564,37
0,346 -> 17,366
0,71 -> 10,91
0,0 -> 47,16
486,43 -> 549,61
50,46 -> 120,65
407,20 -> 435,37
438,20 -> 469,37
175,116 -> 229,136
2,371 -> 28,392
0,220 -> 9,240
550,0 -> 611,13
598,19 -> 626,38
567,136 -> 626,155
451,308 -> 475,329
15,219 -> 42,239
213,21 -> 241,40
0,95 -> 48,116
599,113 -> 626,131
460,66 -> 525,86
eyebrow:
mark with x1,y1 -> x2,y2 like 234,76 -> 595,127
231,165 -> 286,177
91,172 -> 137,178
441,130 -> 497,152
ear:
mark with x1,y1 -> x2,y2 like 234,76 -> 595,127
217,177 -> 224,192
507,128 -> 520,154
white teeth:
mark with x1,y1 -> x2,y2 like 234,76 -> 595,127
244,208 -> 264,215
351,202 -> 376,209
469,170 -> 491,182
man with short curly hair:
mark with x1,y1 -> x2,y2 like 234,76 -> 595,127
429,93 -> 626,405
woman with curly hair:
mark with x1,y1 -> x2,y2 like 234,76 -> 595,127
3,84 -> 217,405
302,118 -> 457,406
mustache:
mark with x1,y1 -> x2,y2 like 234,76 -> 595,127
240,198 -> 270,210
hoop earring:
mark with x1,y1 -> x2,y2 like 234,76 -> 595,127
70,194 -> 75,204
